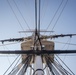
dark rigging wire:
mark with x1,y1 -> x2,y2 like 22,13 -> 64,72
2,46 -> 11,65
7,0 -> 27,36
46,55 -> 72,75
34,0 -> 42,50
44,0 -> 64,34
38,0 -> 40,35
51,0 -> 68,32
35,0 -> 37,31
40,0 -> 49,26
34,0 -> 37,48
61,38 -> 71,61
3,55 -> 20,75
8,55 -> 21,74
38,0 -> 42,49
61,37 -> 71,49
13,0 -> 31,31
54,40 -> 76,46
56,55 -> 75,75
54,58 -> 71,75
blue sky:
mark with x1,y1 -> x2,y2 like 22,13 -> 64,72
0,0 -> 76,75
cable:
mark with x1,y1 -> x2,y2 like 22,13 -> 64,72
37,34 -> 42,50
56,55 -> 75,75
34,0 -> 42,50
54,61 -> 71,74
10,55 -> 21,72
45,55 -> 56,75
53,58 -> 71,75
46,55 -> 72,75
3,55 -> 20,75
40,0 -> 49,26
62,38 -> 71,61
38,0 -> 40,35
33,33 -> 42,50
17,55 -> 32,75
35,0 -> 37,30
45,0 -> 64,35
13,0 -> 31,30
61,38 -> 71,49
54,40 -> 76,46
29,65 -> 35,71
2,46 -> 11,66
51,0 -> 68,32
7,0 -> 27,36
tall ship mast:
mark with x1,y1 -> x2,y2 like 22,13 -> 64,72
0,0 -> 76,75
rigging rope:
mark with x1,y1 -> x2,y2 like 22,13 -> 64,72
45,55 -> 73,75
34,0 -> 42,50
10,55 -> 21,73
61,37 -> 71,49
44,0 -> 64,35
40,0 -> 49,26
56,55 -> 75,75
45,55 -> 59,75
62,38 -> 71,61
51,0 -> 68,33
2,46 -> 11,65
35,0 -> 37,30
38,0 -> 41,35
13,0 -> 31,31
53,59 -> 71,75
7,0 -> 27,36
3,55 -> 20,75
16,55 -> 32,75
54,40 -> 76,46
